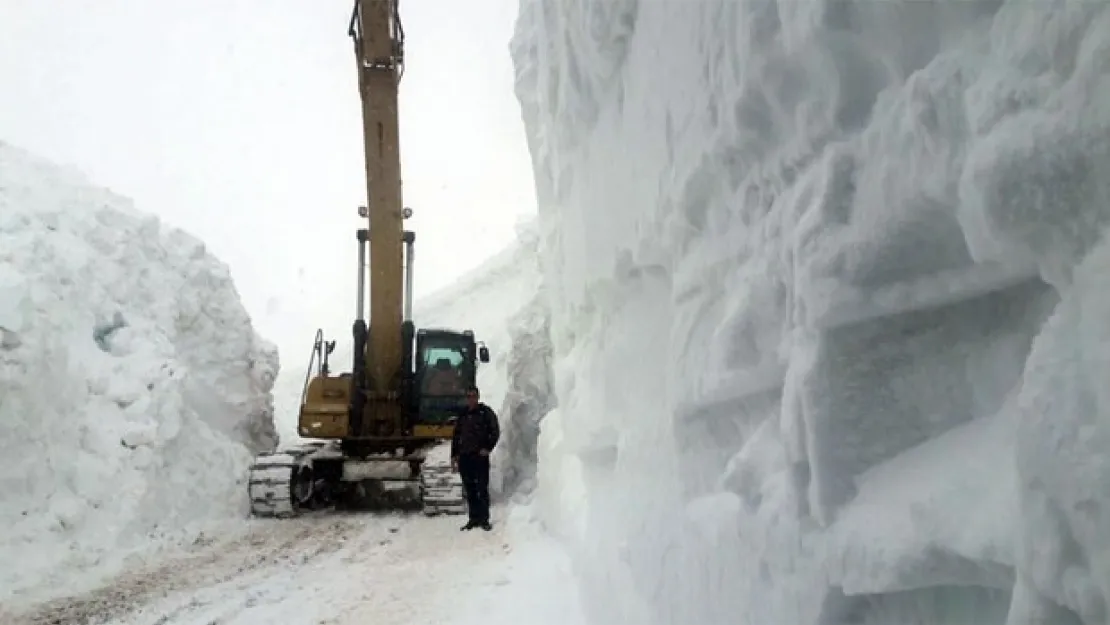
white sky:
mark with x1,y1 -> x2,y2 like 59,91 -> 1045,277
0,0 -> 536,369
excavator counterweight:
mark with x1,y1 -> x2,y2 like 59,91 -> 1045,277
246,0 -> 491,519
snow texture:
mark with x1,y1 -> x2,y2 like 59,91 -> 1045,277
4,502 -> 583,625
0,141 -> 279,609
510,0 -> 1110,623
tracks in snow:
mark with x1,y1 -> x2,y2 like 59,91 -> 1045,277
5,510 -> 511,625
5,514 -> 368,625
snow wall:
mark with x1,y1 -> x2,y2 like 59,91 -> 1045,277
511,2 -> 1110,624
0,141 -> 279,609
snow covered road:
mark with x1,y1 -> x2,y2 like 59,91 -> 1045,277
6,506 -> 582,625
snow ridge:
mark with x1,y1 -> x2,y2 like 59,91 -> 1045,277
511,1 -> 1110,624
0,141 -> 278,609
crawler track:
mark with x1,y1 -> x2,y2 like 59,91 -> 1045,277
248,442 -> 330,518
419,443 -> 467,516
247,441 -> 466,518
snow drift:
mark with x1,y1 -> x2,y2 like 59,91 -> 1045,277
0,141 -> 279,608
511,1 -> 1110,623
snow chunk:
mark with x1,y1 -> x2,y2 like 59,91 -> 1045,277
0,141 -> 278,608
1011,230 -> 1110,624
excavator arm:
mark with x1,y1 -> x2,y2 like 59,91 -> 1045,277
348,0 -> 409,439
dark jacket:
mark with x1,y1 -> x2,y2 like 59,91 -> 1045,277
451,402 -> 500,458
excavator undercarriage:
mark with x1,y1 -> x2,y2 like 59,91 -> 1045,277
247,0 -> 490,519
248,326 -> 488,518
248,439 -> 466,517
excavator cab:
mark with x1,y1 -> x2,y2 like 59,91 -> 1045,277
413,329 -> 489,429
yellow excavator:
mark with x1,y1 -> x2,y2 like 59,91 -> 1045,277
248,0 -> 490,518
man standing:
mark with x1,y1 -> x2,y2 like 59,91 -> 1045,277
451,386 -> 500,531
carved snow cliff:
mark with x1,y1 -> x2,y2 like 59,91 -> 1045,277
511,1 -> 1110,623
0,141 -> 279,608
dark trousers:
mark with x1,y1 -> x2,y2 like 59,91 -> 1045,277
458,453 -> 490,523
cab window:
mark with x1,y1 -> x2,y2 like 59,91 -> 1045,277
420,343 -> 467,396
421,345 -> 464,368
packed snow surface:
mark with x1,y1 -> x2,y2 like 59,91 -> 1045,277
0,141 -> 279,609
3,504 -> 583,625
510,0 -> 1110,623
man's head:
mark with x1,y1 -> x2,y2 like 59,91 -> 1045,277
465,386 -> 480,409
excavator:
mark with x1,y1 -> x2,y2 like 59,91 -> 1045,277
247,0 -> 490,518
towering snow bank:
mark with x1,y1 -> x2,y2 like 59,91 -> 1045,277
512,1 -> 1110,623
0,141 -> 278,607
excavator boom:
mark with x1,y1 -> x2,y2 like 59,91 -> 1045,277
351,0 -> 405,438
